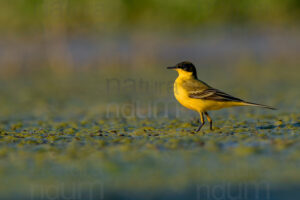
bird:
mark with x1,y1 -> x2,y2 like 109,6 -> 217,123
167,61 -> 276,132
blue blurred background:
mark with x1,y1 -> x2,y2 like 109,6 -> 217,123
0,0 -> 299,72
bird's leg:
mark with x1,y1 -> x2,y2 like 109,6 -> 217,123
204,112 -> 213,130
196,112 -> 205,132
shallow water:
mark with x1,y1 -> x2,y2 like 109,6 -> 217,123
0,63 -> 299,199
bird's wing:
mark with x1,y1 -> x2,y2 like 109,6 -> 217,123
182,80 -> 243,102
189,88 -> 244,102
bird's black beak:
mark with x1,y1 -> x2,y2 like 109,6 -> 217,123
167,66 -> 177,69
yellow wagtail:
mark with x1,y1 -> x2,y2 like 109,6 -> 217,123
167,61 -> 276,132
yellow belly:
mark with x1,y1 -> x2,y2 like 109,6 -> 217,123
174,82 -> 240,112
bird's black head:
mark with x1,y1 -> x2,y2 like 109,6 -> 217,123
167,61 -> 198,79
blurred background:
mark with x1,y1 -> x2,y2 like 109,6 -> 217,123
0,0 -> 299,118
1,0 -> 300,70
0,1 -> 300,199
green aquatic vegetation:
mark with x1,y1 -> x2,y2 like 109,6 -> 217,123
233,145 -> 261,156
271,139 -> 295,151
10,122 -> 23,130
204,140 -> 221,152
0,67 -> 299,198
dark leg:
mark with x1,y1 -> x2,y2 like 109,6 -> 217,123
196,112 -> 205,132
204,112 -> 213,130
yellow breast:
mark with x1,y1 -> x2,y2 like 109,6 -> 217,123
174,80 -> 203,112
174,78 -> 239,112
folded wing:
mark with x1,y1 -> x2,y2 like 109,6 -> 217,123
189,88 -> 244,102
181,79 -> 244,102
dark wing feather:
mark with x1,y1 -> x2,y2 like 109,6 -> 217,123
189,88 -> 244,102
180,79 -> 244,102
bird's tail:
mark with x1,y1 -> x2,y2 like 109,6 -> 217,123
242,101 -> 276,110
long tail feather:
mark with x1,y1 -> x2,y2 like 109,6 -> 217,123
242,101 -> 276,110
